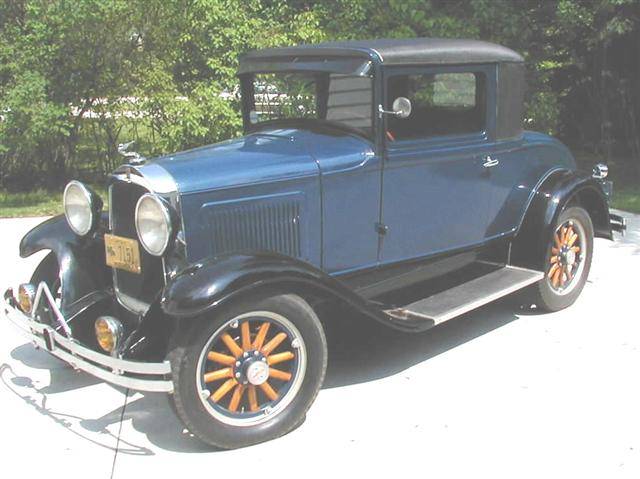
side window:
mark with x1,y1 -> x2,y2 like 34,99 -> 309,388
387,72 -> 486,141
326,74 -> 373,131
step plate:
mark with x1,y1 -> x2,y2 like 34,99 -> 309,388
390,266 -> 544,326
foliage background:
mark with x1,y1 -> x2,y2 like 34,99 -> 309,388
0,0 -> 639,210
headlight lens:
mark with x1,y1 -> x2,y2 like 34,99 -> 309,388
95,316 -> 123,353
63,181 -> 95,236
135,193 -> 172,256
17,283 -> 36,314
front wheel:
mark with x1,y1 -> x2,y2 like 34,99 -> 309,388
531,206 -> 594,311
169,293 -> 327,449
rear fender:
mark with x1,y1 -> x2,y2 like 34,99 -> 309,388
512,171 -> 611,270
19,214 -> 111,314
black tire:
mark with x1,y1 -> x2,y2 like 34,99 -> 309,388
531,206 -> 594,311
168,293 -> 327,449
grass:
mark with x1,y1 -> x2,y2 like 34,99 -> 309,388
0,186 -> 107,218
610,186 -> 640,214
0,190 -> 64,218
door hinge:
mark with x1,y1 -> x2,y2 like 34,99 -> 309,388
375,222 -> 389,235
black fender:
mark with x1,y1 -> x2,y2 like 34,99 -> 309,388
19,214 -> 111,314
161,252 -> 394,327
511,170 -> 612,270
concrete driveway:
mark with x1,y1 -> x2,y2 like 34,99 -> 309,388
1,212 -> 639,479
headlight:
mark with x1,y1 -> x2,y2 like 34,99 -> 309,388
63,181 -> 101,236
135,193 -> 173,256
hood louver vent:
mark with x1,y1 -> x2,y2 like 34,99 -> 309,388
203,196 -> 302,259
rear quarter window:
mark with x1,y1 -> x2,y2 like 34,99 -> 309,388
387,72 -> 486,140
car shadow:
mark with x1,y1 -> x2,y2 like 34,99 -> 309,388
323,298 -> 519,388
0,362 -> 153,455
4,298 -> 521,454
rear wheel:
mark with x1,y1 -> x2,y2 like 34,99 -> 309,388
531,206 -> 594,311
169,293 -> 327,449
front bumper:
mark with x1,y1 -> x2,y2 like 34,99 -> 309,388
2,282 -> 173,393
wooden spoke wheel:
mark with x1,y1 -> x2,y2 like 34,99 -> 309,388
529,206 -> 594,312
195,310 -> 307,427
546,218 -> 587,296
169,294 -> 326,448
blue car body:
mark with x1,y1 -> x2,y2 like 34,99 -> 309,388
154,126 -> 576,277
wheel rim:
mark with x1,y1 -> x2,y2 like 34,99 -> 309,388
546,218 -> 587,296
195,311 -> 307,427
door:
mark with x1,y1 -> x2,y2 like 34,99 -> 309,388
379,65 -> 497,265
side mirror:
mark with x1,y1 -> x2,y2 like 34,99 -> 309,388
378,96 -> 412,119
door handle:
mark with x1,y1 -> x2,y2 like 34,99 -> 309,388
483,156 -> 499,168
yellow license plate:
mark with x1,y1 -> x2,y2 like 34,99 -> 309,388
104,234 -> 141,274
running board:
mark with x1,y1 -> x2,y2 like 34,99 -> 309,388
385,265 -> 543,327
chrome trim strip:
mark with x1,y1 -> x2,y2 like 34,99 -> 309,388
112,162 -> 178,196
114,290 -> 151,315
2,283 -> 173,393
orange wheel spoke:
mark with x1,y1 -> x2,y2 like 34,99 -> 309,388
252,322 -> 271,350
204,367 -> 233,383
564,226 -> 574,244
228,384 -> 246,412
259,381 -> 279,401
551,247 -> 560,255
559,270 -> 566,287
248,385 -> 259,411
548,263 -> 560,279
241,321 -> 252,351
269,368 -> 292,382
221,333 -> 243,358
567,233 -> 578,248
552,268 -> 561,288
570,246 -> 580,253
267,351 -> 295,366
211,378 -> 237,403
207,351 -> 236,366
550,256 -> 559,264
261,332 -> 287,356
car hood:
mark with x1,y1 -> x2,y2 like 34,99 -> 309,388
148,129 -> 320,195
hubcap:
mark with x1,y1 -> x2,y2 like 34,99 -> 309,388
195,311 -> 307,427
547,219 -> 587,295
246,359 -> 269,385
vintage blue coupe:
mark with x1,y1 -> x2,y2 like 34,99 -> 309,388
2,38 -> 625,448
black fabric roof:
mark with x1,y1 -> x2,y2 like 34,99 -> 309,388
241,38 -> 524,66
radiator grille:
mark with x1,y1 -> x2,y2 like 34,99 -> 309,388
109,180 -> 164,309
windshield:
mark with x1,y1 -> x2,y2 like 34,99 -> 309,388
243,71 -> 374,137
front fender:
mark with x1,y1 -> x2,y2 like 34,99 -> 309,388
19,214 -> 111,313
161,252 -> 388,323
512,170 -> 611,270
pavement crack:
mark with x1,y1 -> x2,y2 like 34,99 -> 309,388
110,388 -> 130,479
